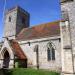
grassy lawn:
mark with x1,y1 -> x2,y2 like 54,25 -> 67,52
4,68 -> 60,75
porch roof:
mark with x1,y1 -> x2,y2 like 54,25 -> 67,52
9,39 -> 27,59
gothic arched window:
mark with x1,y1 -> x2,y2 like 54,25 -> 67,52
47,42 -> 55,61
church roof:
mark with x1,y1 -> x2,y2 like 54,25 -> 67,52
9,39 -> 27,59
17,21 -> 60,41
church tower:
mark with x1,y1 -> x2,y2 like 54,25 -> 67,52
60,0 -> 75,75
4,6 -> 30,39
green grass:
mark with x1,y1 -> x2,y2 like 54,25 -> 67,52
7,68 -> 60,75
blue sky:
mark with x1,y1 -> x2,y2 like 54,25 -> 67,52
0,0 -> 61,40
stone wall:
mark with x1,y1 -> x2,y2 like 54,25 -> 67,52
4,9 -> 17,38
60,21 -> 74,75
19,36 -> 61,71
61,0 -> 75,74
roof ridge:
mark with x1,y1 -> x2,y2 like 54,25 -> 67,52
31,20 -> 60,28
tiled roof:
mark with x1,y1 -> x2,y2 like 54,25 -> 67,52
9,39 -> 27,59
17,21 -> 60,41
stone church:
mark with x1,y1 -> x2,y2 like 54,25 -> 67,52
0,0 -> 75,75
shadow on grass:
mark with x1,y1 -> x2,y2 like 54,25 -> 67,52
0,69 -> 12,75
0,68 -> 60,75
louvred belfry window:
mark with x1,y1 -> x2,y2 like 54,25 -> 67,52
9,16 -> 11,22
22,17 -> 25,24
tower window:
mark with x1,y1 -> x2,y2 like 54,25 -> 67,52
22,17 -> 25,24
9,16 -> 11,22
47,42 -> 55,61
62,10 -> 69,21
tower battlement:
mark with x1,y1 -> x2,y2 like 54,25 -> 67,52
6,6 -> 29,16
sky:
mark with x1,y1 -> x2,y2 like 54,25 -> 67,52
0,0 -> 61,41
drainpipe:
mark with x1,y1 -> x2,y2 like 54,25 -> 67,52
36,45 -> 39,69
14,55 -> 15,68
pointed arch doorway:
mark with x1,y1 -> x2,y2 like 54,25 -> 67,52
3,50 -> 10,68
